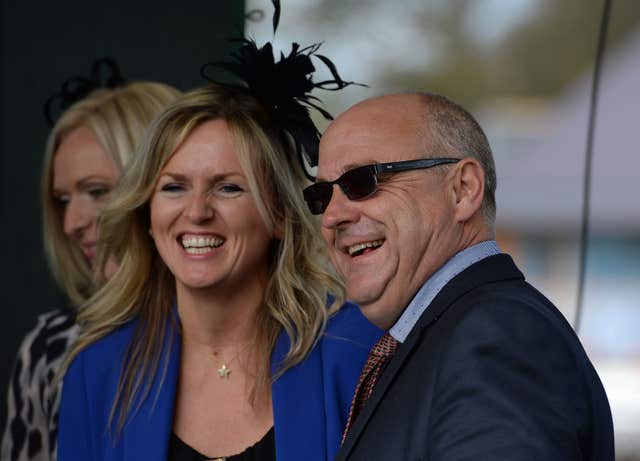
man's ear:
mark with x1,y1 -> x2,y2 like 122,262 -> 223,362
450,158 -> 485,222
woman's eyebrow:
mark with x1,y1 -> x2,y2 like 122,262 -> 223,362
158,171 -> 245,182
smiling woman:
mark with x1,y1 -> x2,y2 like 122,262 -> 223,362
57,83 -> 382,461
151,120 -> 275,296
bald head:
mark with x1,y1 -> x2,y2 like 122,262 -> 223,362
321,94 -> 427,170
322,92 -> 496,222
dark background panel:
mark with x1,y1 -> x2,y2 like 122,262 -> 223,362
0,0 -> 245,434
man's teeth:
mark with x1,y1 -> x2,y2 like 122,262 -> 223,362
347,239 -> 384,256
181,236 -> 224,254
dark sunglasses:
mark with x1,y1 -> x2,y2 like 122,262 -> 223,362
303,157 -> 460,215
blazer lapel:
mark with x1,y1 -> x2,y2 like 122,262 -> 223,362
337,254 -> 524,460
271,331 -> 329,461
121,320 -> 181,459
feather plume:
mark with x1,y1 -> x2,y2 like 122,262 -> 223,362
201,38 -> 361,176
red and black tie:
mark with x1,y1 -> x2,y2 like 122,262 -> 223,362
342,332 -> 399,443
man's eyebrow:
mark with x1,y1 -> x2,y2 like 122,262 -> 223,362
315,160 -> 377,183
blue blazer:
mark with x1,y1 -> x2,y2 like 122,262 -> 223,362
58,303 -> 381,460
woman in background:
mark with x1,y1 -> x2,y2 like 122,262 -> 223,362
58,42 -> 381,460
2,72 -> 180,461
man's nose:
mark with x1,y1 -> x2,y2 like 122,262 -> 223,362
322,184 -> 359,230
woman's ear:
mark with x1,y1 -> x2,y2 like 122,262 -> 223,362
450,157 -> 485,223
102,255 -> 119,281
273,219 -> 284,240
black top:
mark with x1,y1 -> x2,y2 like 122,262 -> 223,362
167,427 -> 275,461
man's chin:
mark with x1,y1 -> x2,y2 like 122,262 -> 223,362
357,301 -> 399,330
345,283 -> 379,307
347,290 -> 392,330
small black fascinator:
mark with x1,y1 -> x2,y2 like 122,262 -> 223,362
44,57 -> 126,126
201,0 -> 361,180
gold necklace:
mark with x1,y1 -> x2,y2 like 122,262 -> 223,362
213,342 -> 252,379
217,363 -> 231,379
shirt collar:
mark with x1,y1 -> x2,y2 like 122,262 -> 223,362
389,240 -> 500,343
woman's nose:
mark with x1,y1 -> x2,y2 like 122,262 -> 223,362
185,193 -> 214,223
63,197 -> 94,240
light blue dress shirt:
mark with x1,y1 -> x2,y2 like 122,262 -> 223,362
389,240 -> 500,343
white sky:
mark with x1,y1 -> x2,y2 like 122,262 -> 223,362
245,0 -> 540,113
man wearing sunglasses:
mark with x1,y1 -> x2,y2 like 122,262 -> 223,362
307,93 -> 613,461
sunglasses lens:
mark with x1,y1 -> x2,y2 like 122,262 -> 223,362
303,183 -> 333,215
303,166 -> 378,215
340,166 -> 377,200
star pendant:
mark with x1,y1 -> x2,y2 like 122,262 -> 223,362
217,364 -> 231,378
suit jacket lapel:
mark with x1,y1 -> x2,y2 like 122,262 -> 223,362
336,310 -> 427,460
337,254 -> 524,460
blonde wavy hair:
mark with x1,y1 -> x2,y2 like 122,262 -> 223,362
68,83 -> 345,432
41,82 -> 181,306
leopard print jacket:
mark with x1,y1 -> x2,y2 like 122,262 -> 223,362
2,310 -> 79,461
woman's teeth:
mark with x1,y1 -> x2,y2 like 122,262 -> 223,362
180,235 -> 224,254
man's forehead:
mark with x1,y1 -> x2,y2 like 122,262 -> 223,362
316,130 -> 381,180
315,157 -> 380,182
317,97 -> 425,179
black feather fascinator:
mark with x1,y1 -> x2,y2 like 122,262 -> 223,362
200,0 -> 361,179
44,57 -> 126,125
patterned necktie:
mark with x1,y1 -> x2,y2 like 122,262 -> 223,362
342,332 -> 399,443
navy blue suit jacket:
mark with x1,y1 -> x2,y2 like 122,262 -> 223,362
58,303 -> 382,460
337,254 -> 614,461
